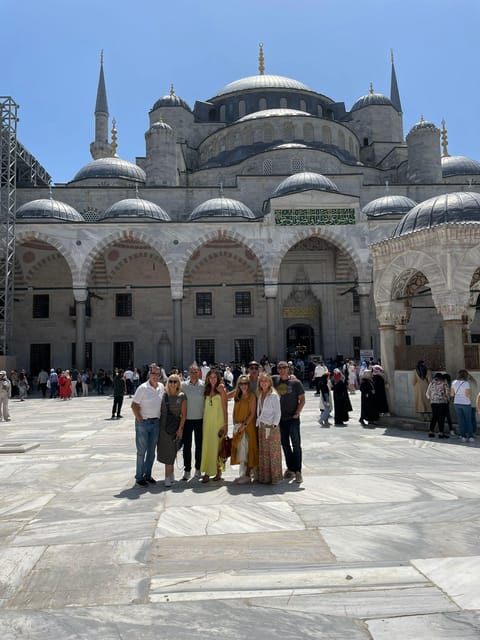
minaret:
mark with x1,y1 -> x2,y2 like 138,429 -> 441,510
390,50 -> 402,113
90,51 -> 113,159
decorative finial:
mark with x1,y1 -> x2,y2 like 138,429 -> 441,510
369,82 -> 374,94
258,42 -> 265,75
441,118 -> 449,157
170,83 -> 175,96
111,118 -> 118,156
420,114 -> 424,123
100,49 -> 104,65
390,49 -> 394,64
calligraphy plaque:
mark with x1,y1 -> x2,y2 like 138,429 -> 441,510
274,208 -> 355,226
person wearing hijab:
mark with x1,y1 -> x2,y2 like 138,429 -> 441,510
412,360 -> 431,419
332,369 -> 352,425
359,369 -> 380,427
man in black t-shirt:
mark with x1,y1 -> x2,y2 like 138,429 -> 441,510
272,361 -> 305,483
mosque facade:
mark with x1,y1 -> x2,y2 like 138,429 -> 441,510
12,47 -> 480,393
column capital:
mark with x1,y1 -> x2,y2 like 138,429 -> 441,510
376,301 -> 406,327
432,292 -> 469,321
73,288 -> 88,303
264,284 -> 278,298
171,282 -> 184,301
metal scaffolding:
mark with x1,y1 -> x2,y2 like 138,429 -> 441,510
0,97 -> 18,356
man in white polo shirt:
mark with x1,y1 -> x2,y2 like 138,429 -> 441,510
131,363 -> 164,487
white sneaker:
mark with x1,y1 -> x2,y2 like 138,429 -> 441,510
461,437 -> 467,443
165,477 -> 172,487
283,469 -> 295,479
469,437 -> 475,443
182,471 -> 191,481
295,472 -> 303,483
194,469 -> 202,479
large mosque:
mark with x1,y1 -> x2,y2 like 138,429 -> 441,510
10,47 -> 480,409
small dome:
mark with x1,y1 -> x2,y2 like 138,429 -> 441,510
189,197 -> 255,221
363,195 -> 417,218
393,191 -> 480,237
72,157 -> 146,183
442,155 -> 480,178
213,74 -> 312,98
149,120 -> 173,132
98,198 -> 170,221
151,92 -> 191,112
408,118 -> 438,135
237,108 -> 311,122
16,198 -> 83,222
351,92 -> 393,111
272,172 -> 339,198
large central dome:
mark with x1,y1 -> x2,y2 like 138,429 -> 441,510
213,74 -> 312,98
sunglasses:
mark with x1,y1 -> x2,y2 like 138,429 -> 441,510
168,381 -> 178,385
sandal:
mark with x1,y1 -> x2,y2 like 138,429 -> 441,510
201,475 -> 210,483
213,473 -> 222,481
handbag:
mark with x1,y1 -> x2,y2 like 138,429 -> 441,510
219,435 -> 232,460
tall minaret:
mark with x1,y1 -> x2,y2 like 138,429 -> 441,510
390,49 -> 402,113
90,51 -> 113,159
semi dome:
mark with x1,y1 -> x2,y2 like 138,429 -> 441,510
363,195 -> 417,218
237,108 -> 311,122
442,155 -> 480,178
272,172 -> 339,198
393,191 -> 480,237
16,198 -> 83,222
98,198 -> 170,221
189,197 -> 255,221
213,74 -> 312,98
72,157 -> 146,183
151,92 -> 191,112
351,92 -> 393,111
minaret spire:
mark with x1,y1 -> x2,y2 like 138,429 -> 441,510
90,50 -> 113,160
390,49 -> 402,113
258,42 -> 265,75
441,118 -> 449,157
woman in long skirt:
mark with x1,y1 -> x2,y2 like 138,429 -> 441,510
332,369 -> 352,425
256,373 -> 282,484
231,374 -> 258,483
200,370 -> 228,483
157,374 -> 186,487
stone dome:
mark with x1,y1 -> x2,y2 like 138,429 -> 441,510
72,157 -> 146,183
442,155 -> 480,178
189,197 -> 256,221
272,172 -> 339,198
393,191 -> 480,237
16,198 -> 83,222
149,120 -> 173,132
98,198 -> 170,221
151,92 -> 191,112
351,92 -> 393,111
407,118 -> 438,135
237,108 -> 311,122
363,195 -> 417,218
213,74 -> 312,98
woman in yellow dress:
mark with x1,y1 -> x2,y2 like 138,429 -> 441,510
200,369 -> 228,483
231,374 -> 258,484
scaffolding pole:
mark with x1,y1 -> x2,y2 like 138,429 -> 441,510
0,97 -> 18,356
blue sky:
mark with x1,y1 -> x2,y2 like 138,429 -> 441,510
3,0 -> 479,184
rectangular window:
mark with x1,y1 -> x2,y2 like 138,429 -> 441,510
116,293 -> 132,317
196,292 -> 212,316
234,338 -> 254,365
352,289 -> 360,313
33,294 -> 49,318
235,291 -> 252,316
113,341 -> 134,370
195,339 -> 215,365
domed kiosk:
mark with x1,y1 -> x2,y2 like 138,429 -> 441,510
272,172 -> 339,198
71,157 -> 146,184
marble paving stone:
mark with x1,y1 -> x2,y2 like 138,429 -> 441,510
152,529 -> 334,571
367,612 -> 480,639
0,492 -> 55,520
295,498 -> 480,527
10,512 -> 158,547
155,501 -> 305,538
0,547 -> 45,601
320,522 -> 480,562
0,442 -> 40,453
0,602 -> 371,639
411,556 -> 480,610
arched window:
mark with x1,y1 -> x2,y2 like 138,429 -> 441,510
317,104 -> 323,117
322,125 -> 332,144
238,100 -> 246,117
264,123 -> 274,143
253,128 -> 263,143
303,122 -> 314,143
338,130 -> 345,149
284,121 -> 294,141
219,105 -> 226,121
208,108 -> 217,122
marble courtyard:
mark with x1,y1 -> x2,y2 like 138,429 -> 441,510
0,391 -> 479,639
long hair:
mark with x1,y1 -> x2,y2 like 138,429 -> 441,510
204,369 -> 223,397
256,372 -> 276,397
234,374 -> 251,402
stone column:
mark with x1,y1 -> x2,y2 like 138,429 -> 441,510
171,282 -> 184,369
73,289 -> 88,371
265,283 -> 279,361
433,294 -> 470,377
377,302 -> 406,415
357,283 -> 371,351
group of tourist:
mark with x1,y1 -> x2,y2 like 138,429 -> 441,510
131,360 -> 305,488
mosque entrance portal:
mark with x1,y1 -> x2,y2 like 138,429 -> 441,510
286,324 -> 315,360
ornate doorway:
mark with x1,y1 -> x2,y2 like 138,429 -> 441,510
286,324 -> 315,359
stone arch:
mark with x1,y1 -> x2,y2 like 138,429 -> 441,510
269,227 -> 367,283
109,250 -> 169,281
16,230 -> 79,282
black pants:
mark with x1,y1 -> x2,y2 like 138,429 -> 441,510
181,419 -> 203,471
112,395 -> 124,417
429,403 -> 448,433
